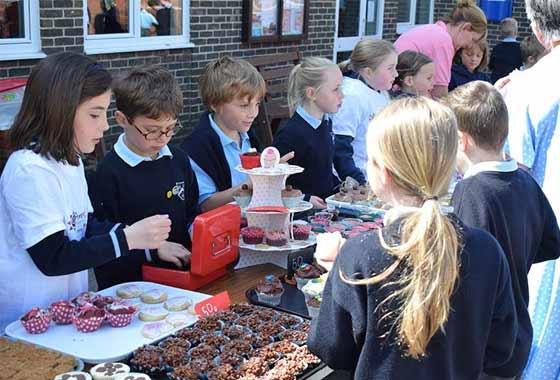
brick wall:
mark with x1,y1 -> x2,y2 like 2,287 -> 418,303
433,0 -> 532,48
0,0 -> 337,153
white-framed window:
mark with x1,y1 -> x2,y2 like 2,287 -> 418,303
84,0 -> 192,55
397,0 -> 434,34
0,0 -> 44,61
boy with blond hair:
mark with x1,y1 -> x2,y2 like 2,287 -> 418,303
90,65 -> 199,289
182,56 -> 292,212
490,17 -> 523,83
443,81 -> 560,380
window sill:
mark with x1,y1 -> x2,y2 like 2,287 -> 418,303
0,51 -> 46,62
84,41 -> 195,55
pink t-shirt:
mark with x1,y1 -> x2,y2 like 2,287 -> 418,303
394,21 -> 454,86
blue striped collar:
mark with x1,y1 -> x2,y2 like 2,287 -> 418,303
114,134 -> 173,167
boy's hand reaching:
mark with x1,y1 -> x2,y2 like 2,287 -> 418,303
280,151 -> 295,163
124,215 -> 171,250
310,195 -> 327,209
157,241 -> 191,268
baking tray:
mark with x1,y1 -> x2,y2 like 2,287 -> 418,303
5,281 -> 210,363
245,280 -> 310,319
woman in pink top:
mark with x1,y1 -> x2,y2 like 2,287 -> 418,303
394,0 -> 487,98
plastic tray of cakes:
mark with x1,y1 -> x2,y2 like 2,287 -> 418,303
326,177 -> 391,217
246,265 -> 329,321
5,282 -> 211,364
126,303 -> 324,380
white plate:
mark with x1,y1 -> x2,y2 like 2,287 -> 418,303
5,281 -> 210,363
235,164 -> 304,176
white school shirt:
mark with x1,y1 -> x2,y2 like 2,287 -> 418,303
0,150 -> 92,333
332,76 -> 390,179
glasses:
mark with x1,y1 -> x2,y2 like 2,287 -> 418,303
128,117 -> 183,141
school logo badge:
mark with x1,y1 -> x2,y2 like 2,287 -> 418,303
172,181 -> 185,201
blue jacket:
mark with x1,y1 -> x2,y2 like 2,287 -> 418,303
449,64 -> 490,91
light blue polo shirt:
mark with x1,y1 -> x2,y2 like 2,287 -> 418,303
114,134 -> 172,166
190,114 -> 252,205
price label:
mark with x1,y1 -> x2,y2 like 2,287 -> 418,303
286,247 -> 315,279
194,291 -> 231,317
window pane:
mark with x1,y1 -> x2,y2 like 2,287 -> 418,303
87,0 -> 129,34
0,0 -> 25,39
365,0 -> 377,35
250,0 -> 278,38
282,0 -> 304,36
397,0 -> 411,23
338,0 -> 360,37
142,0 -> 183,37
415,0 -> 431,25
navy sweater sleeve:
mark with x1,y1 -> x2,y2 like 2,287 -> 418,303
535,192 -> 560,263
484,247 -> 518,375
308,256 -> 365,370
26,220 -> 130,276
333,135 -> 366,184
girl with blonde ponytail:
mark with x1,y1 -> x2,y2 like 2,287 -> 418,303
273,57 -> 343,208
308,97 -> 517,380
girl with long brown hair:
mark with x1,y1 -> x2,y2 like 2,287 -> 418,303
308,97 -> 517,379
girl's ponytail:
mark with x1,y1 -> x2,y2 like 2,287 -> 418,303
287,57 -> 338,116
344,97 -> 461,358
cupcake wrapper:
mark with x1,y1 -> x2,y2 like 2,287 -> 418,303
106,312 -> 134,328
256,291 -> 283,306
49,304 -> 75,325
306,305 -> 320,319
21,313 -> 52,334
242,236 -> 264,245
73,315 -> 105,333
293,232 -> 310,241
282,197 -> 301,209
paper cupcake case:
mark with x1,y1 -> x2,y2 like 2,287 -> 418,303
105,312 -> 135,328
21,311 -> 52,334
73,314 -> 105,333
50,303 -> 75,325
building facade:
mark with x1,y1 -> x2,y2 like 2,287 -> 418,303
0,0 -> 532,151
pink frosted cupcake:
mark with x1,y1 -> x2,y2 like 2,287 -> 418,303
20,308 -> 52,334
73,305 -> 106,333
106,302 -> 137,328
49,300 -> 75,325
241,227 -> 265,245
292,224 -> 312,241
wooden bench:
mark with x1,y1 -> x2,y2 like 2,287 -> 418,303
247,50 -> 302,147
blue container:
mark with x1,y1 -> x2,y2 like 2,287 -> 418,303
479,0 -> 512,22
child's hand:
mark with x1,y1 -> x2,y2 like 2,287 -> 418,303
157,241 -> 191,268
124,215 -> 171,250
280,151 -> 295,163
315,232 -> 346,271
310,196 -> 327,209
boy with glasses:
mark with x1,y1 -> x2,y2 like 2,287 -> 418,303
89,65 -> 200,289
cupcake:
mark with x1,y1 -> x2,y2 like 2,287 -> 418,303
240,148 -> 261,169
90,362 -> 130,380
301,277 -> 326,301
294,263 -> 324,289
292,224 -> 311,240
281,185 -> 302,208
240,216 -> 248,229
54,372 -> 93,380
49,300 -> 75,325
256,275 -> 284,306
240,227 -> 265,245
105,302 -> 136,328
71,291 -> 96,307
306,295 -> 322,318
265,230 -> 287,247
20,307 -> 52,334
92,295 -> 114,310
233,184 -> 252,209
73,305 -> 106,333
